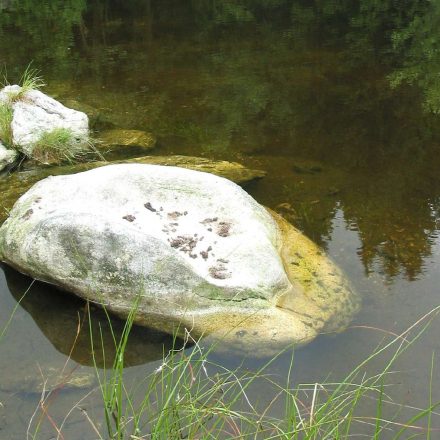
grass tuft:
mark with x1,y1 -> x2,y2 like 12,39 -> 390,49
0,102 -> 13,148
31,127 -> 98,165
2,64 -> 46,102
19,64 -> 46,93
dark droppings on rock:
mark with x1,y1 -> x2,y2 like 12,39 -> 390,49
217,221 -> 231,237
123,214 -> 136,222
21,209 -> 33,221
201,217 -> 218,225
200,250 -> 209,260
200,246 -> 212,260
170,237 -> 186,248
169,235 -> 198,253
144,202 -> 156,212
168,211 -> 183,220
217,258 -> 229,264
209,264 -> 231,279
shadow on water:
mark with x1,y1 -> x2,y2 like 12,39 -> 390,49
1,264 -> 176,368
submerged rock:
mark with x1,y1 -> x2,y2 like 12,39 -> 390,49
98,128 -> 156,150
0,85 -> 89,157
0,142 -> 17,172
0,364 -> 95,395
60,98 -> 114,129
0,155 -> 266,224
0,164 -> 358,355
123,155 -> 266,184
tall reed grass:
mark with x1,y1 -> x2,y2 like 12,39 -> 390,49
79,303 -> 440,439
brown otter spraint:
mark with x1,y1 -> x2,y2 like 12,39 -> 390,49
217,221 -> 231,237
144,202 -> 156,212
168,211 -> 182,220
201,217 -> 218,225
200,250 -> 209,260
169,235 -> 199,254
200,245 -> 212,260
209,264 -> 231,279
122,214 -> 136,222
21,209 -> 33,221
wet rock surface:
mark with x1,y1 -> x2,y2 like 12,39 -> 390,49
0,164 -> 358,355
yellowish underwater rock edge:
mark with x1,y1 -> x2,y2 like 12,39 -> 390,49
156,210 -> 360,357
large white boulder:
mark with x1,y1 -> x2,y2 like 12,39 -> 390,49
0,141 -> 17,171
0,85 -> 89,156
0,164 -> 359,354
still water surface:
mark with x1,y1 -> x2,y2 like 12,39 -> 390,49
1,1 -> 440,437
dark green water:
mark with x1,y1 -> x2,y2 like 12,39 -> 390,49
1,1 -> 440,437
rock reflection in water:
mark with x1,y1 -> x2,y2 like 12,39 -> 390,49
2,265 -> 176,368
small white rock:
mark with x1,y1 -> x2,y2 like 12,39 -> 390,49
0,142 -> 17,172
0,85 -> 89,156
